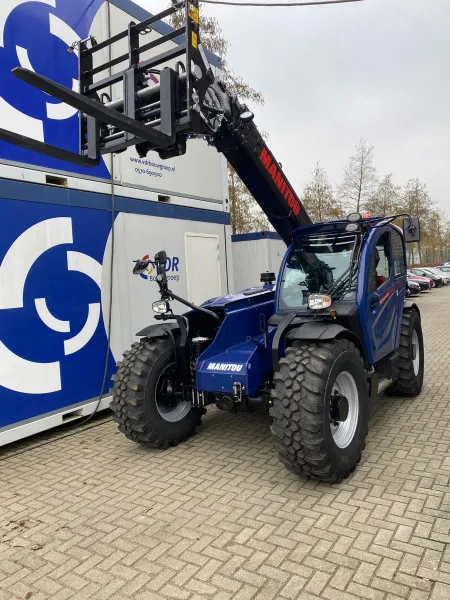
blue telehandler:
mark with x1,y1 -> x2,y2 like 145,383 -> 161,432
0,1 -> 424,481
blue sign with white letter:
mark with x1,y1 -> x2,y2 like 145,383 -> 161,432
0,0 -> 109,177
0,198 -> 116,428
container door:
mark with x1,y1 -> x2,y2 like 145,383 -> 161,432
185,233 -> 221,305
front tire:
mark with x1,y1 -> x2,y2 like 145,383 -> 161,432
389,308 -> 424,396
110,336 -> 203,448
270,339 -> 369,483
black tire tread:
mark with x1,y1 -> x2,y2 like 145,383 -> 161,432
389,308 -> 424,397
270,338 -> 367,483
110,337 -> 202,448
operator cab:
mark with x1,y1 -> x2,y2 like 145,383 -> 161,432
277,214 -> 419,315
278,223 -> 357,311
274,213 -> 420,366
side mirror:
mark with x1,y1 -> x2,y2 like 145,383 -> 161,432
155,250 -> 167,266
154,250 -> 168,278
403,216 -> 420,243
133,259 -> 150,275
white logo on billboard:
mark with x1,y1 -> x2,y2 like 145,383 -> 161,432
0,0 -> 79,141
0,217 -> 102,394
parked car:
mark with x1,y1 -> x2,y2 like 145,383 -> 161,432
407,279 -> 422,296
437,266 -> 450,274
406,273 -> 431,291
407,270 -> 434,288
442,262 -> 450,267
410,268 -> 444,287
422,267 -> 450,285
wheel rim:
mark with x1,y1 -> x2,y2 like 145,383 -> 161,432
155,363 -> 191,422
412,329 -> 420,376
330,371 -> 359,449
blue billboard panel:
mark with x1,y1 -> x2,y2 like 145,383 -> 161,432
0,197 -> 115,428
0,0 -> 109,178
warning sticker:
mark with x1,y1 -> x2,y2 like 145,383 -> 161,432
192,31 -> 198,48
189,4 -> 199,23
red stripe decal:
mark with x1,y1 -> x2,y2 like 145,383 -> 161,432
380,282 -> 403,305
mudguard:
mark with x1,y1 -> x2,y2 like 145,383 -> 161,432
136,322 -> 180,338
272,321 -> 364,372
404,301 -> 420,317
286,322 -> 354,341
285,322 -> 364,360
271,313 -> 299,373
136,320 -> 189,378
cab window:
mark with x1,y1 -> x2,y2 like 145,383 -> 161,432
368,231 -> 391,294
391,230 -> 405,277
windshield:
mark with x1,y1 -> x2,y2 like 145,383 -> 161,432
279,232 -> 357,310
430,268 -> 447,275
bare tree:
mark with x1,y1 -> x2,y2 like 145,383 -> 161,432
168,10 -> 264,105
228,166 -> 270,234
302,163 -> 342,223
340,138 -> 377,214
365,173 -> 401,217
425,210 -> 446,263
169,8 -> 270,233
400,178 -> 435,264
442,219 -> 450,264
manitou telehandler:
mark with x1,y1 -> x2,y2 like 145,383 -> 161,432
0,0 -> 424,482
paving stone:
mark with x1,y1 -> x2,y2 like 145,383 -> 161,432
329,566 -> 353,590
431,582 -> 450,600
0,289 -> 449,600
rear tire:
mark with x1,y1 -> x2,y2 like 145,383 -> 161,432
389,308 -> 424,397
270,339 -> 368,483
110,336 -> 203,448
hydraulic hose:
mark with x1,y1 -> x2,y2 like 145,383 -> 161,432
170,291 -> 222,325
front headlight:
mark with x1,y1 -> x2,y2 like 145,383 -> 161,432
308,294 -> 332,310
152,300 -> 170,314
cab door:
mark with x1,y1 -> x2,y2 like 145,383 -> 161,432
361,227 -> 399,364
390,228 -> 407,349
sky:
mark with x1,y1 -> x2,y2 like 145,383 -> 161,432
137,0 -> 450,212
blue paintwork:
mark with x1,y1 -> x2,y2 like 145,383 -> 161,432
0,0 -> 109,178
195,217 -> 408,397
0,0 -> 220,178
0,178 -> 230,225
274,218 -> 406,365
201,284 -> 274,309
231,231 -> 282,242
357,226 -> 406,364
0,198 -> 116,429
196,290 -> 275,395
0,185 -> 228,431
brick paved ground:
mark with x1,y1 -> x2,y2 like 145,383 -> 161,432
1,288 -> 450,600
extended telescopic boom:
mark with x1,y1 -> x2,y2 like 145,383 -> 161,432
0,0 -> 311,243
